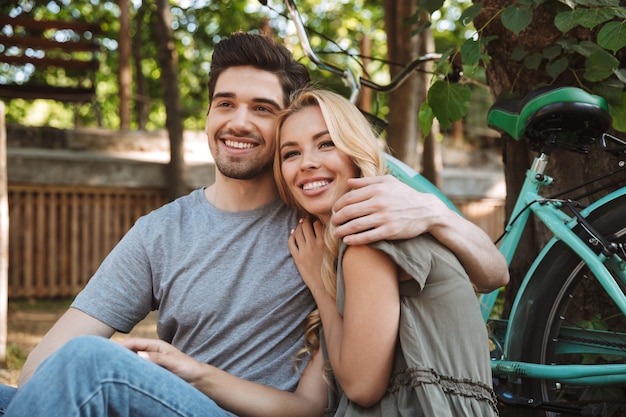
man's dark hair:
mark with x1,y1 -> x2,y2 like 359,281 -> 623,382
208,31 -> 311,108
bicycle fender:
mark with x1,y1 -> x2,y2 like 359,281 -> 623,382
503,186 -> 626,361
384,153 -> 461,214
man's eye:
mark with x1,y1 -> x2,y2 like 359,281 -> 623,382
256,105 -> 275,113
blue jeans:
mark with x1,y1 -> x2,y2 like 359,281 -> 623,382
1,336 -> 231,417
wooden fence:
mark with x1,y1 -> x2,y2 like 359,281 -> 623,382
454,198 -> 506,242
8,184 -> 166,299
6,184 -> 504,299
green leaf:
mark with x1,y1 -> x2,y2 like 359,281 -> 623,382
616,6 -> 626,19
555,10 -> 578,32
597,20 -> 626,53
419,101 -> 435,137
556,0 -> 577,9
556,37 -> 579,52
584,49 -> 619,81
574,7 -> 614,29
608,92 -> 626,132
546,57 -> 569,80
460,39 -> 481,66
434,48 -> 456,77
572,40 -> 603,57
460,3 -> 482,26
523,52 -> 542,70
594,78 -> 625,104
542,44 -> 562,60
614,68 -> 626,84
578,314 -> 608,331
417,0 -> 444,14
511,45 -> 527,61
501,5 -> 533,35
427,80 -> 471,130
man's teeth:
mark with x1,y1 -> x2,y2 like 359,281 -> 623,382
225,140 -> 255,149
303,180 -> 329,191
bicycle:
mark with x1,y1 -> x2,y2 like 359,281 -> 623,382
264,0 -> 626,415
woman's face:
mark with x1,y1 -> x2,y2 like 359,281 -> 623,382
279,105 -> 359,224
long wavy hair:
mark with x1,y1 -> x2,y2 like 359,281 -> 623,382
274,89 -> 388,368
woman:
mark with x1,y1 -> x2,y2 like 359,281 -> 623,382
274,89 -> 499,416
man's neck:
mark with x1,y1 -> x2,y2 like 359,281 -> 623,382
204,171 -> 279,212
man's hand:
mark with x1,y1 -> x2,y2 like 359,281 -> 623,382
332,175 -> 509,292
331,175 -> 444,245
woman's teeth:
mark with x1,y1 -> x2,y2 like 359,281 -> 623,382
302,180 -> 329,191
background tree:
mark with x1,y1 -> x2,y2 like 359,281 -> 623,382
154,0 -> 185,200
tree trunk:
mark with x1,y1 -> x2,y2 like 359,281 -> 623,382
155,0 -> 186,201
418,29 -> 442,188
474,0 -> 626,315
118,0 -> 131,130
382,0 -> 421,169
133,4 -> 149,131
0,102 -> 7,360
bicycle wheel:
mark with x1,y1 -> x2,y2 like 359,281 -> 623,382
518,194 -> 626,417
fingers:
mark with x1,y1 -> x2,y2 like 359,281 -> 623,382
332,179 -> 380,219
332,176 -> 399,228
289,218 -> 325,268
120,337 -> 169,354
121,338 -> 184,370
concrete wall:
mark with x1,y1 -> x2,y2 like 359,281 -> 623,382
7,125 -> 215,189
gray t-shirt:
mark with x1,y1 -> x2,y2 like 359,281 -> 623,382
72,188 -> 315,392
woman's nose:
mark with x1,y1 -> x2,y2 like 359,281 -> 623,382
300,151 -> 320,170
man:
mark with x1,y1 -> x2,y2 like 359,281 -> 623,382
1,32 -> 508,416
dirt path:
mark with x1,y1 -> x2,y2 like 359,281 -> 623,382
0,301 -> 157,387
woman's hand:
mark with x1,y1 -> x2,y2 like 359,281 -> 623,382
288,218 -> 325,293
121,338 -> 205,386
121,337 -> 327,417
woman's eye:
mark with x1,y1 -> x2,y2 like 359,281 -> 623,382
320,140 -> 335,149
282,150 -> 299,160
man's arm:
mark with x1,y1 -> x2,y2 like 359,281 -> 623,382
330,175 -> 509,293
18,307 -> 116,386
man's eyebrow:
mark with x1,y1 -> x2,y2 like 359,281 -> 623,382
212,92 -> 282,110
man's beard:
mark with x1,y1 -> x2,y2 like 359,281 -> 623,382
214,156 -> 273,180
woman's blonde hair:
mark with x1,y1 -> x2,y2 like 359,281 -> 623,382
274,89 -> 388,367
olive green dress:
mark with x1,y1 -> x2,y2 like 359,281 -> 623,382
324,235 -> 499,417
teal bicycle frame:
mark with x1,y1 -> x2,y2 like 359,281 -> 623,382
386,153 -> 626,384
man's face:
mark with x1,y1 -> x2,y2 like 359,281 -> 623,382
206,66 -> 284,180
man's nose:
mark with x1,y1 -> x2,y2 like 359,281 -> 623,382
228,106 -> 252,130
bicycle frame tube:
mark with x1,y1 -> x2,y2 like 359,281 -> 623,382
492,361 -> 626,384
479,156 -> 550,320
491,186 -> 626,381
385,154 -> 461,214
526,191 -> 626,313
504,185 -> 626,346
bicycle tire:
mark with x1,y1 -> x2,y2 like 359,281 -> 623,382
517,193 -> 626,416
